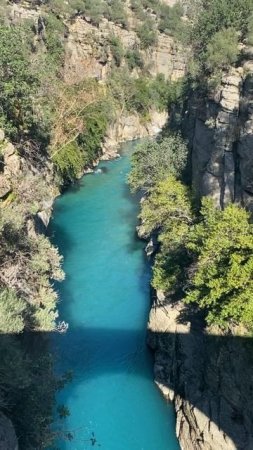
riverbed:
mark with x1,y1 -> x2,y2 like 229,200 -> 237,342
49,140 -> 179,450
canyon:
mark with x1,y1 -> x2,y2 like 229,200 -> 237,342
0,2 -> 253,450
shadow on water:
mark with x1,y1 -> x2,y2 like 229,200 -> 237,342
46,139 -> 253,449
51,326 -> 253,450
1,327 -> 252,449
48,222 -> 76,254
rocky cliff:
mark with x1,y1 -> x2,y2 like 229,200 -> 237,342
147,290 -> 253,450
63,3 -> 186,84
183,48 -> 253,211
145,46 -> 253,450
62,2 -> 186,149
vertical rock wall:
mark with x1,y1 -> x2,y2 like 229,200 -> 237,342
147,49 -> 253,450
148,293 -> 253,450
185,52 -> 253,210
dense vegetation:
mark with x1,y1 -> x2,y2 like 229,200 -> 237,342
184,0 -> 253,86
131,0 -> 184,40
129,135 -> 187,193
130,135 -> 253,331
129,0 -> 253,329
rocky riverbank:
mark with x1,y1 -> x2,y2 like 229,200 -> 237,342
147,287 -> 253,450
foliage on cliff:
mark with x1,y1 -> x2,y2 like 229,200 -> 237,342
130,136 -> 253,331
128,134 -> 188,193
0,25 -> 40,141
131,0 -> 185,40
185,199 -> 253,328
180,0 -> 253,88
49,80 -> 112,181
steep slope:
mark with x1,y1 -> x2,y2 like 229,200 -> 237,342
143,11 -> 253,450
0,1 -> 187,448
184,50 -> 253,211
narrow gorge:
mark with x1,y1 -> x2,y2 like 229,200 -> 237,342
49,141 -> 180,449
0,1 -> 253,450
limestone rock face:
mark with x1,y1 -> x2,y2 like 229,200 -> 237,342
186,51 -> 253,210
102,110 -> 168,156
3,143 -> 21,177
147,294 -> 253,450
63,13 -> 187,85
188,69 -> 242,208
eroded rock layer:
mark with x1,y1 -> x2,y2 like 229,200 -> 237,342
148,292 -> 253,450
184,50 -> 253,210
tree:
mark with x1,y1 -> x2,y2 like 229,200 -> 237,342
105,0 -> 128,28
125,49 -> 144,71
0,289 -> 26,333
185,199 -> 253,329
129,134 -> 188,193
108,34 -> 124,67
246,13 -> 253,45
138,176 -> 192,292
191,0 -> 253,52
139,175 -> 192,239
158,3 -> 184,37
0,25 -> 39,140
205,28 -> 239,72
83,0 -> 105,25
137,18 -> 157,49
50,80 -> 111,182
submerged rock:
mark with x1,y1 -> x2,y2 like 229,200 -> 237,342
0,414 -> 18,450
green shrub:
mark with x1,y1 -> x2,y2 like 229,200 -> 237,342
139,175 -> 192,236
141,0 -> 160,14
191,0 -> 253,53
130,0 -> 147,20
0,289 -> 26,333
44,13 -> 65,67
205,27 -> 239,72
137,18 -> 157,48
78,101 -> 109,164
107,69 -> 179,117
125,48 -> 144,70
52,141 -> 84,181
158,3 -> 184,37
247,14 -> 253,44
105,0 -> 128,28
108,34 -> 124,66
83,0 -> 105,25
129,134 -> 188,192
0,25 -> 39,140
185,199 -> 253,329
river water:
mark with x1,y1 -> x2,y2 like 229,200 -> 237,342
49,140 -> 179,450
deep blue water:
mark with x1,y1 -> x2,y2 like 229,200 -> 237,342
49,141 -> 179,450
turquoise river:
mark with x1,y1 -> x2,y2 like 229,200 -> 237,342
49,140 -> 180,450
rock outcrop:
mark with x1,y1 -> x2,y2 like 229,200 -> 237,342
147,292 -> 253,450
63,9 -> 186,85
102,110 -> 168,156
145,55 -> 253,447
184,50 -> 253,210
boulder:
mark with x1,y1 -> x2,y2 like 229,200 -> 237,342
0,175 -> 11,198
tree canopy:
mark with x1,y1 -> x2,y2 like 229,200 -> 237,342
128,134 -> 188,193
186,199 -> 253,328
